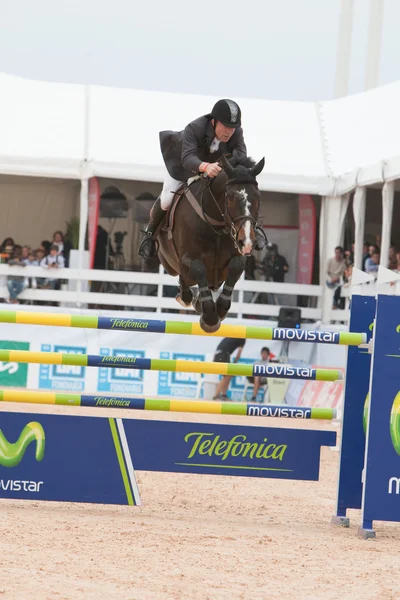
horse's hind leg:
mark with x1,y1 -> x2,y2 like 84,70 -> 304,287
186,258 -> 220,333
176,278 -> 193,308
216,255 -> 246,321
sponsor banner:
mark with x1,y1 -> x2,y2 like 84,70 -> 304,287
157,352 -> 205,398
334,294 -> 375,521
39,344 -> 86,391
296,367 -> 344,409
97,348 -> 144,394
0,341 -> 30,388
361,295 -> 400,527
0,410 -> 336,509
297,194 -> 316,285
0,411 -> 140,505
88,177 -> 101,269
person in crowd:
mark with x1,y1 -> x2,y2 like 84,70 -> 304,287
52,230 -> 72,267
41,240 -> 52,256
6,246 -> 26,304
395,251 -> 400,273
22,250 -> 39,291
261,243 -> 289,283
365,250 -> 380,278
40,244 -> 65,289
326,246 -> 346,309
246,347 -> 271,402
388,245 -> 398,270
362,242 -> 371,271
363,244 -> 379,271
1,238 -> 15,254
344,243 -> 354,268
212,338 -> 246,401
21,245 -> 31,262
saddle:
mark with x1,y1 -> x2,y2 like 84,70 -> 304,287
163,179 -> 226,240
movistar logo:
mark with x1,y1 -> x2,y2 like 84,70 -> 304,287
0,422 -> 45,467
364,392 -> 400,457
369,322 -> 374,331
396,325 -> 400,333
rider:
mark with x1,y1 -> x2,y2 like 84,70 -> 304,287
138,99 -> 266,259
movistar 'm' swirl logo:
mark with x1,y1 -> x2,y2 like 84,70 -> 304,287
363,393 -> 400,456
0,422 -> 45,467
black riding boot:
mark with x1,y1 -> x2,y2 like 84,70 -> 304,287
138,197 -> 167,259
254,226 -> 268,251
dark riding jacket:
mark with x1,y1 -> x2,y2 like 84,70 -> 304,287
159,115 -> 247,181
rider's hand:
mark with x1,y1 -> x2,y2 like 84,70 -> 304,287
205,163 -> 222,178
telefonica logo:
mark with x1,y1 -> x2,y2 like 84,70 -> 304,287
100,356 -> 137,364
184,432 -> 287,462
0,421 -> 45,468
110,319 -> 149,330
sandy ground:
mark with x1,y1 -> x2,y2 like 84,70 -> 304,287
1,403 -> 400,600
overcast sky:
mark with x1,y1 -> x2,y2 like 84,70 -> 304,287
1,0 -> 399,101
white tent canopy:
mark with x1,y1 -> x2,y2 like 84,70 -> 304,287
2,72 -> 400,195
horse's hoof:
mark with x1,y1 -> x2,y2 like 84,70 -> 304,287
200,315 -> 221,334
176,294 -> 192,308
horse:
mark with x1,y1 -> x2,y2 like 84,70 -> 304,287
156,155 -> 265,333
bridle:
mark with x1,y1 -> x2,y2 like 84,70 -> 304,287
198,180 -> 258,251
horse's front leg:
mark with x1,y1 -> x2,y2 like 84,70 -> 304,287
176,278 -> 193,308
182,257 -> 220,333
216,256 -> 246,321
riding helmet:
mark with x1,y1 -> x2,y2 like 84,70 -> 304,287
211,99 -> 242,128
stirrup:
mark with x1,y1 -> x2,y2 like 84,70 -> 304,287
138,233 -> 159,259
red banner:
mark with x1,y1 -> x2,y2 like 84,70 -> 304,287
297,194 -> 316,284
88,177 -> 100,269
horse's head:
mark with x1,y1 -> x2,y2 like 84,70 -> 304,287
220,155 -> 265,255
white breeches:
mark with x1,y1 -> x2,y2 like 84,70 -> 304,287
160,173 -> 184,210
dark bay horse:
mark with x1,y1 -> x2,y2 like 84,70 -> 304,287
156,155 -> 265,332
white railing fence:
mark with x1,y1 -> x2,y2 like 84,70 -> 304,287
0,264 -> 350,324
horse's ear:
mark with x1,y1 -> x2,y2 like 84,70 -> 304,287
250,157 -> 265,177
221,155 -> 235,178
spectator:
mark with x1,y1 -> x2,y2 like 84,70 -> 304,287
361,242 -> 370,271
22,251 -> 38,267
1,237 -> 15,253
389,245 -> 398,270
365,250 -> 380,278
40,244 -> 65,289
326,246 -> 346,309
41,240 -> 52,256
22,250 -> 39,291
6,247 -> 26,304
344,244 -> 354,267
246,347 -> 270,402
363,244 -> 379,271
395,251 -> 400,274
21,245 -> 31,262
52,230 -> 72,267
261,243 -> 289,283
212,338 -> 246,401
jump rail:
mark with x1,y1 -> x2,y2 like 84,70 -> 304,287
0,390 -> 336,420
0,310 -> 366,346
0,350 -> 343,381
